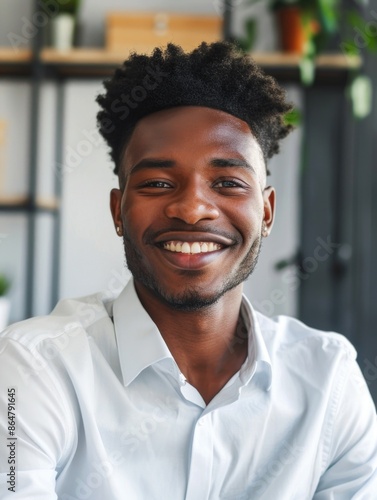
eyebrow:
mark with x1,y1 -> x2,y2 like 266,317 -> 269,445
210,158 -> 256,174
129,158 -> 175,175
129,157 -> 256,175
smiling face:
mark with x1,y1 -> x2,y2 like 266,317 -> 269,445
110,106 -> 275,311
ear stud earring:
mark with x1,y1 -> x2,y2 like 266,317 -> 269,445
116,226 -> 122,235
262,222 -> 268,237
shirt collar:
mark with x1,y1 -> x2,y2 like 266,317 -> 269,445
239,294 -> 272,391
113,279 -> 172,386
113,278 -> 272,390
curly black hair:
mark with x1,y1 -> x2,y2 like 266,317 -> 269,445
96,41 -> 293,175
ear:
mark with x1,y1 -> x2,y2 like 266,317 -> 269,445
262,186 -> 276,236
110,188 -> 123,236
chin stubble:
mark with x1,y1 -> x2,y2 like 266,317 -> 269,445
122,233 -> 262,311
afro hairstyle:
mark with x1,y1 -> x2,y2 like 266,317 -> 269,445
96,41 -> 294,175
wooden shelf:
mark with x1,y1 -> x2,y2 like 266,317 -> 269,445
35,196 -> 59,211
0,48 -> 32,76
0,46 -> 361,82
252,52 -> 361,84
251,52 -> 361,69
40,48 -> 361,68
0,195 -> 59,212
0,48 -> 32,62
40,49 -> 363,83
41,48 -> 125,65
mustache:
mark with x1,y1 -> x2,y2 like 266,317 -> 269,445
142,224 -> 242,246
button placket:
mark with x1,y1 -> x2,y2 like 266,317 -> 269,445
185,413 -> 214,500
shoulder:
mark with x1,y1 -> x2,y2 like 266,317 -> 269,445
0,291 -> 113,351
252,312 -> 370,446
254,310 -> 357,373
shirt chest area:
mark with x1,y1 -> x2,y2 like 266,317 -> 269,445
62,362 -> 321,500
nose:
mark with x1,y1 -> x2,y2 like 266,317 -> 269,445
164,182 -> 220,225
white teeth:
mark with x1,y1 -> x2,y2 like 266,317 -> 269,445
163,241 -> 222,254
181,242 -> 191,254
191,242 -> 201,254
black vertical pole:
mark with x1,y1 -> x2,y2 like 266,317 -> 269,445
25,0 -> 44,318
222,0 -> 233,42
331,89 -> 355,340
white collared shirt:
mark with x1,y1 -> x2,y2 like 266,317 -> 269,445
1,278 -> 376,499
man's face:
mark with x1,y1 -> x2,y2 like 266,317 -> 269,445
111,106 -> 275,311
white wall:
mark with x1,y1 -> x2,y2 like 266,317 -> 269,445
245,85 -> 302,317
0,81 -> 31,322
59,81 -> 129,301
0,81 -> 31,197
0,214 -> 27,321
0,0 -> 33,48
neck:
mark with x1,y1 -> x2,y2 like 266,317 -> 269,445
134,281 -> 248,404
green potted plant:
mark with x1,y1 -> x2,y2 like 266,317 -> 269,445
0,274 -> 10,331
57,0 -> 81,16
237,0 -> 371,85
42,0 -> 81,50
271,0 -> 322,54
271,0 -> 340,83
272,0 -> 374,115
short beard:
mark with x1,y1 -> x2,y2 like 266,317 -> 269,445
123,234 -> 262,312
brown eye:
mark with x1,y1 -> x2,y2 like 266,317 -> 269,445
141,181 -> 172,188
214,179 -> 243,188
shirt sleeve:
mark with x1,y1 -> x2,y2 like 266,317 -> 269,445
0,336 -> 74,499
313,356 -> 377,499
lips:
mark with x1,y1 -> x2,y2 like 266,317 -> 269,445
152,231 -> 234,270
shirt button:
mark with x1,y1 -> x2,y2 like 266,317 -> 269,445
198,418 -> 205,426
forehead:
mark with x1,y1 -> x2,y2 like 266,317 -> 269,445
122,106 -> 265,179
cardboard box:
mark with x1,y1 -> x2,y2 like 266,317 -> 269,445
106,12 -> 222,53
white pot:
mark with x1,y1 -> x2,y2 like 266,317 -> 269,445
52,14 -> 75,51
0,297 -> 10,332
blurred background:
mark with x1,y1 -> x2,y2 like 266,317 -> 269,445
0,0 -> 376,400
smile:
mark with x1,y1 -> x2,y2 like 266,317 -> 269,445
163,241 -> 222,254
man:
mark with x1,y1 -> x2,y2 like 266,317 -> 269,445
1,42 -> 376,499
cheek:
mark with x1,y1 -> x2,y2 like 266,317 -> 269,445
122,198 -> 143,236
122,197 -> 163,240
223,198 -> 263,238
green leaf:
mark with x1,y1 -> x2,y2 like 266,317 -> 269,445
0,275 -> 10,296
235,18 -> 257,53
339,38 -> 361,58
317,0 -> 340,33
41,0 -> 80,15
349,75 -> 373,119
299,56 -> 315,85
346,11 -> 377,54
284,108 -> 302,126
